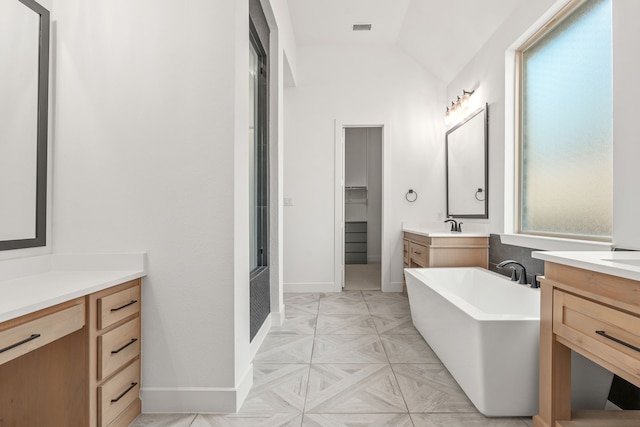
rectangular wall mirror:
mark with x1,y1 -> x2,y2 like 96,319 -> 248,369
0,0 -> 49,250
446,104 -> 488,219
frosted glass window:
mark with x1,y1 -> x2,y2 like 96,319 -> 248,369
520,0 -> 612,240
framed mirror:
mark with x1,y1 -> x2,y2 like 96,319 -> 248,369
446,104 -> 488,219
0,0 -> 49,250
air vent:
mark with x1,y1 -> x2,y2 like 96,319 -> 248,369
352,24 -> 372,31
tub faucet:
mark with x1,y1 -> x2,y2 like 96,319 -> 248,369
497,260 -> 528,285
444,219 -> 462,232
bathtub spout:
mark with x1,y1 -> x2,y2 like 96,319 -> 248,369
497,260 -> 528,285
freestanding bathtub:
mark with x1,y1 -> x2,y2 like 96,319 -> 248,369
405,267 -> 613,417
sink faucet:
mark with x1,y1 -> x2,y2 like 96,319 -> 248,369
444,219 -> 463,232
497,260 -> 528,285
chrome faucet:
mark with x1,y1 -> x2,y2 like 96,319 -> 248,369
444,219 -> 463,232
497,260 -> 528,285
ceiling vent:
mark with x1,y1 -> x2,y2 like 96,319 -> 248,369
352,24 -> 372,31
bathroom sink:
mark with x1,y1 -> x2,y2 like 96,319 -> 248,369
603,258 -> 640,267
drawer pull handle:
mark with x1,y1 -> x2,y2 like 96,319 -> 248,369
595,330 -> 640,353
110,300 -> 138,312
111,382 -> 138,403
0,333 -> 41,354
111,338 -> 138,354
414,251 -> 422,255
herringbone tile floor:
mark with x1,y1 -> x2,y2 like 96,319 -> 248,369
130,291 -> 534,427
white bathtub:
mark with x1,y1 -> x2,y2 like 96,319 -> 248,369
405,267 -> 613,417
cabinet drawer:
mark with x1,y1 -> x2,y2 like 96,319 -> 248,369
553,290 -> 640,380
345,242 -> 367,253
345,232 -> 367,243
99,359 -> 140,427
409,242 -> 428,267
0,302 -> 84,366
99,317 -> 141,381
99,285 -> 141,330
345,222 -> 367,233
345,253 -> 367,264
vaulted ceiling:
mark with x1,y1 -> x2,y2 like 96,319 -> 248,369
286,0 -> 527,84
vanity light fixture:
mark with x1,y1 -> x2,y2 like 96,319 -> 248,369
445,89 -> 475,125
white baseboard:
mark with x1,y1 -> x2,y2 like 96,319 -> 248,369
235,364 -> 253,410
140,364 -> 253,413
386,281 -> 404,293
270,304 -> 285,327
250,314 -> 272,360
284,282 -> 338,293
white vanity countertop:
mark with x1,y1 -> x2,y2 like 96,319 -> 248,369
402,222 -> 490,238
0,253 -> 147,323
533,251 -> 640,282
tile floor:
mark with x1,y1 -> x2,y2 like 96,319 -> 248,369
130,291 -> 534,427
343,262 -> 381,291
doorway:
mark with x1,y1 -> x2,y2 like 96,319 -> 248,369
343,127 -> 382,291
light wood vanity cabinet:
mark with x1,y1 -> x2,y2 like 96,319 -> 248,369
402,232 -> 489,292
534,263 -> 640,427
403,232 -> 489,269
0,278 -> 142,427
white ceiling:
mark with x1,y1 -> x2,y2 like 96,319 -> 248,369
286,0 -> 527,84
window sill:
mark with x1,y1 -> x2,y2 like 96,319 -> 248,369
500,233 -> 611,252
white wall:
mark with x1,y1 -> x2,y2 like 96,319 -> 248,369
612,0 -> 640,250
283,45 -> 445,291
447,0 -> 640,250
50,0 -> 295,413
262,0 -> 297,86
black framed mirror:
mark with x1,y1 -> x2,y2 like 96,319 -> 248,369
445,104 -> 488,219
0,0 -> 49,250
